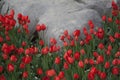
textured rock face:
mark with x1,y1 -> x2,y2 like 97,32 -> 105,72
81,0 -> 112,15
1,0 -> 115,44
76,0 -> 112,15
38,8 -> 102,44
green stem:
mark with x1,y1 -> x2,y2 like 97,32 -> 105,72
27,64 -> 31,80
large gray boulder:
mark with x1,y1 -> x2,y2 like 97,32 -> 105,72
77,0 -> 112,16
0,0 -> 4,13
1,0 -> 77,15
1,0 -> 117,45
38,8 -> 102,44
1,0 -> 80,34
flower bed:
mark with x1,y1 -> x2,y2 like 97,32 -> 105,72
0,1 -> 120,80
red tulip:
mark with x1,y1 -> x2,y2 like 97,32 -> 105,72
22,56 -> 32,64
25,48 -> 30,55
114,32 -> 120,39
2,54 -> 8,60
36,24 -> 41,31
108,17 -> 112,23
112,10 -> 119,16
18,47 -> 24,54
115,19 -> 120,24
87,72 -> 95,80
6,35 -> 10,41
64,30 -> 68,37
50,38 -> 57,45
67,35 -> 71,40
0,36 -> 3,43
49,45 -> 59,53
22,41 -> 26,47
104,62 -> 110,69
22,71 -> 28,78
102,15 -> 106,21
1,43 -> 11,54
74,51 -> 80,60
96,28 -> 104,39
70,40 -> 75,46
80,49 -> 85,55
37,68 -> 43,75
33,47 -> 38,53
46,69 -> 56,77
90,28 -> 94,34
60,35 -> 65,41
10,55 -> 17,62
86,34 -> 92,41
78,60 -> 84,68
106,50 -> 111,56
55,56 -> 61,64
0,66 -> 3,73
112,59 -> 118,66
67,49 -> 72,56
109,36 -> 115,43
112,67 -> 119,75
97,70 -> 101,76
93,52 -> 99,58
41,24 -> 46,31
73,29 -> 80,37
63,41 -> 68,47
67,57 -> 74,64
39,40 -> 44,46
42,76 -> 50,80
73,73 -> 79,79
112,1 -> 118,10
41,47 -> 49,55
54,76 -> 60,80
58,71 -> 64,79
100,72 -> 106,80
83,27 -> 88,36
90,67 -> 97,74
97,55 -> 104,64
84,58 -> 89,64
88,20 -> 94,29
10,44 -> 16,51
0,74 -> 6,80
89,59 -> 95,65
19,63 -> 25,69
7,63 -> 14,72
98,43 -> 104,50
63,62 -> 69,70
107,44 -> 112,51
80,40 -> 84,46
115,51 -> 120,57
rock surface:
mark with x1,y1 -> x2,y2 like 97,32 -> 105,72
1,0 -> 117,44
38,8 -> 102,44
80,0 -> 112,15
